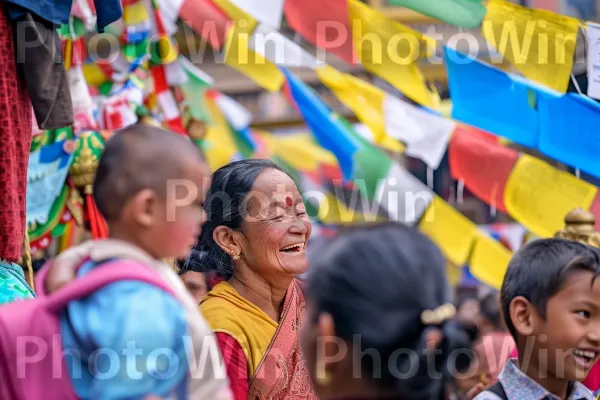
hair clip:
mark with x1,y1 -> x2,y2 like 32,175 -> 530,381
421,303 -> 456,326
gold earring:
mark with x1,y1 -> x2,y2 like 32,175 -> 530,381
232,254 -> 240,261
315,356 -> 332,386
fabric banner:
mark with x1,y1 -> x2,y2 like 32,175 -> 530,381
419,196 -> 478,266
587,23 -> 600,99
375,161 -> 433,225
256,132 -> 339,175
316,65 -> 404,153
388,97 -> 456,170
284,0 -> 355,64
504,155 -> 598,238
202,93 -> 240,171
179,0 -> 230,49
469,231 -> 512,290
214,93 -> 252,130
537,92 -> 600,180
445,47 -> 540,147
448,124 -> 519,212
388,0 -> 485,28
180,57 -> 214,123
224,22 -> 285,92
228,0 -> 284,28
482,0 -> 578,93
281,68 -> 358,180
249,24 -> 320,69
348,0 -> 438,107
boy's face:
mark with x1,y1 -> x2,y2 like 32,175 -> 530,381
147,157 -> 211,259
528,270 -> 600,382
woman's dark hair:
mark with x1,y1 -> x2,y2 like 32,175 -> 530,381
192,159 -> 285,280
307,222 -> 478,400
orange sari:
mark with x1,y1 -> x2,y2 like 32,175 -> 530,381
201,279 -> 317,399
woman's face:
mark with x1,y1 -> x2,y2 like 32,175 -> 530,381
239,169 -> 312,279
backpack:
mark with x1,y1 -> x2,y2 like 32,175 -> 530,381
0,259 -> 176,400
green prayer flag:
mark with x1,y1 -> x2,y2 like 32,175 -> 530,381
387,0 -> 486,28
180,58 -> 214,124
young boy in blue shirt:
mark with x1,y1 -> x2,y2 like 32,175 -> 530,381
45,125 -> 231,399
475,239 -> 600,400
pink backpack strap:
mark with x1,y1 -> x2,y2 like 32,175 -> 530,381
38,261 -> 176,313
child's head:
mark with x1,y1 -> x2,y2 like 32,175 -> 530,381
93,124 -> 210,259
501,238 -> 600,381
301,222 -> 478,400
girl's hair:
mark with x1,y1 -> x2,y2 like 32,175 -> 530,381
191,159 -> 284,280
307,222 -> 478,400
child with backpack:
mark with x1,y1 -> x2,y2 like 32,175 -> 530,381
0,125 -> 232,399
474,239 -> 600,400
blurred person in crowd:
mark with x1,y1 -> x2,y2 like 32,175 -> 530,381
476,292 -> 516,385
43,125 -> 231,399
193,159 -> 317,399
300,222 -> 481,400
177,254 -> 209,304
451,342 -> 489,400
456,293 -> 481,327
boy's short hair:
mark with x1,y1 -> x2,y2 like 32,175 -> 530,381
501,238 -> 600,340
93,124 -> 204,221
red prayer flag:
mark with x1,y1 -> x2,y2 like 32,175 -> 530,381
180,0 -> 230,50
449,125 -> 519,213
284,0 -> 355,64
588,193 -> 600,232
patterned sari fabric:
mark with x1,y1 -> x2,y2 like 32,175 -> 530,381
201,279 -> 318,400
0,261 -> 35,305
247,280 -> 317,400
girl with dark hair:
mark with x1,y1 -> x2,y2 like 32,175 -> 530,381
192,159 -> 317,399
300,222 -> 482,400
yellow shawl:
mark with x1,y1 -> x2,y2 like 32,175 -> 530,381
200,282 -> 278,376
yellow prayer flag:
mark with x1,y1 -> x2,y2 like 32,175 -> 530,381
275,133 -> 339,172
469,232 -> 512,289
447,262 -> 464,287
348,0 -> 439,107
504,155 -> 598,238
82,64 -> 108,87
203,96 -> 238,171
316,65 -> 404,153
224,23 -> 284,92
482,0 -> 579,93
123,0 -> 149,26
213,0 -> 255,22
418,196 -> 478,266
439,99 -> 452,119
318,193 -> 381,225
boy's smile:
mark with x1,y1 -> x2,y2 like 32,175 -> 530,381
535,270 -> 600,382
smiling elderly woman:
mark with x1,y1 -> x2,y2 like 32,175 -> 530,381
191,159 -> 317,400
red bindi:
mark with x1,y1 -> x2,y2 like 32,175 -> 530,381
285,196 -> 293,207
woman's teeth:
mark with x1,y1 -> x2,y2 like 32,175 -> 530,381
280,243 -> 305,252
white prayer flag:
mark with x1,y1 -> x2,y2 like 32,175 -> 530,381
586,23 -> 600,99
229,0 -> 284,29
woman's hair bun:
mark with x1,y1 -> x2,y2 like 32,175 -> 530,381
394,318 -> 479,399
